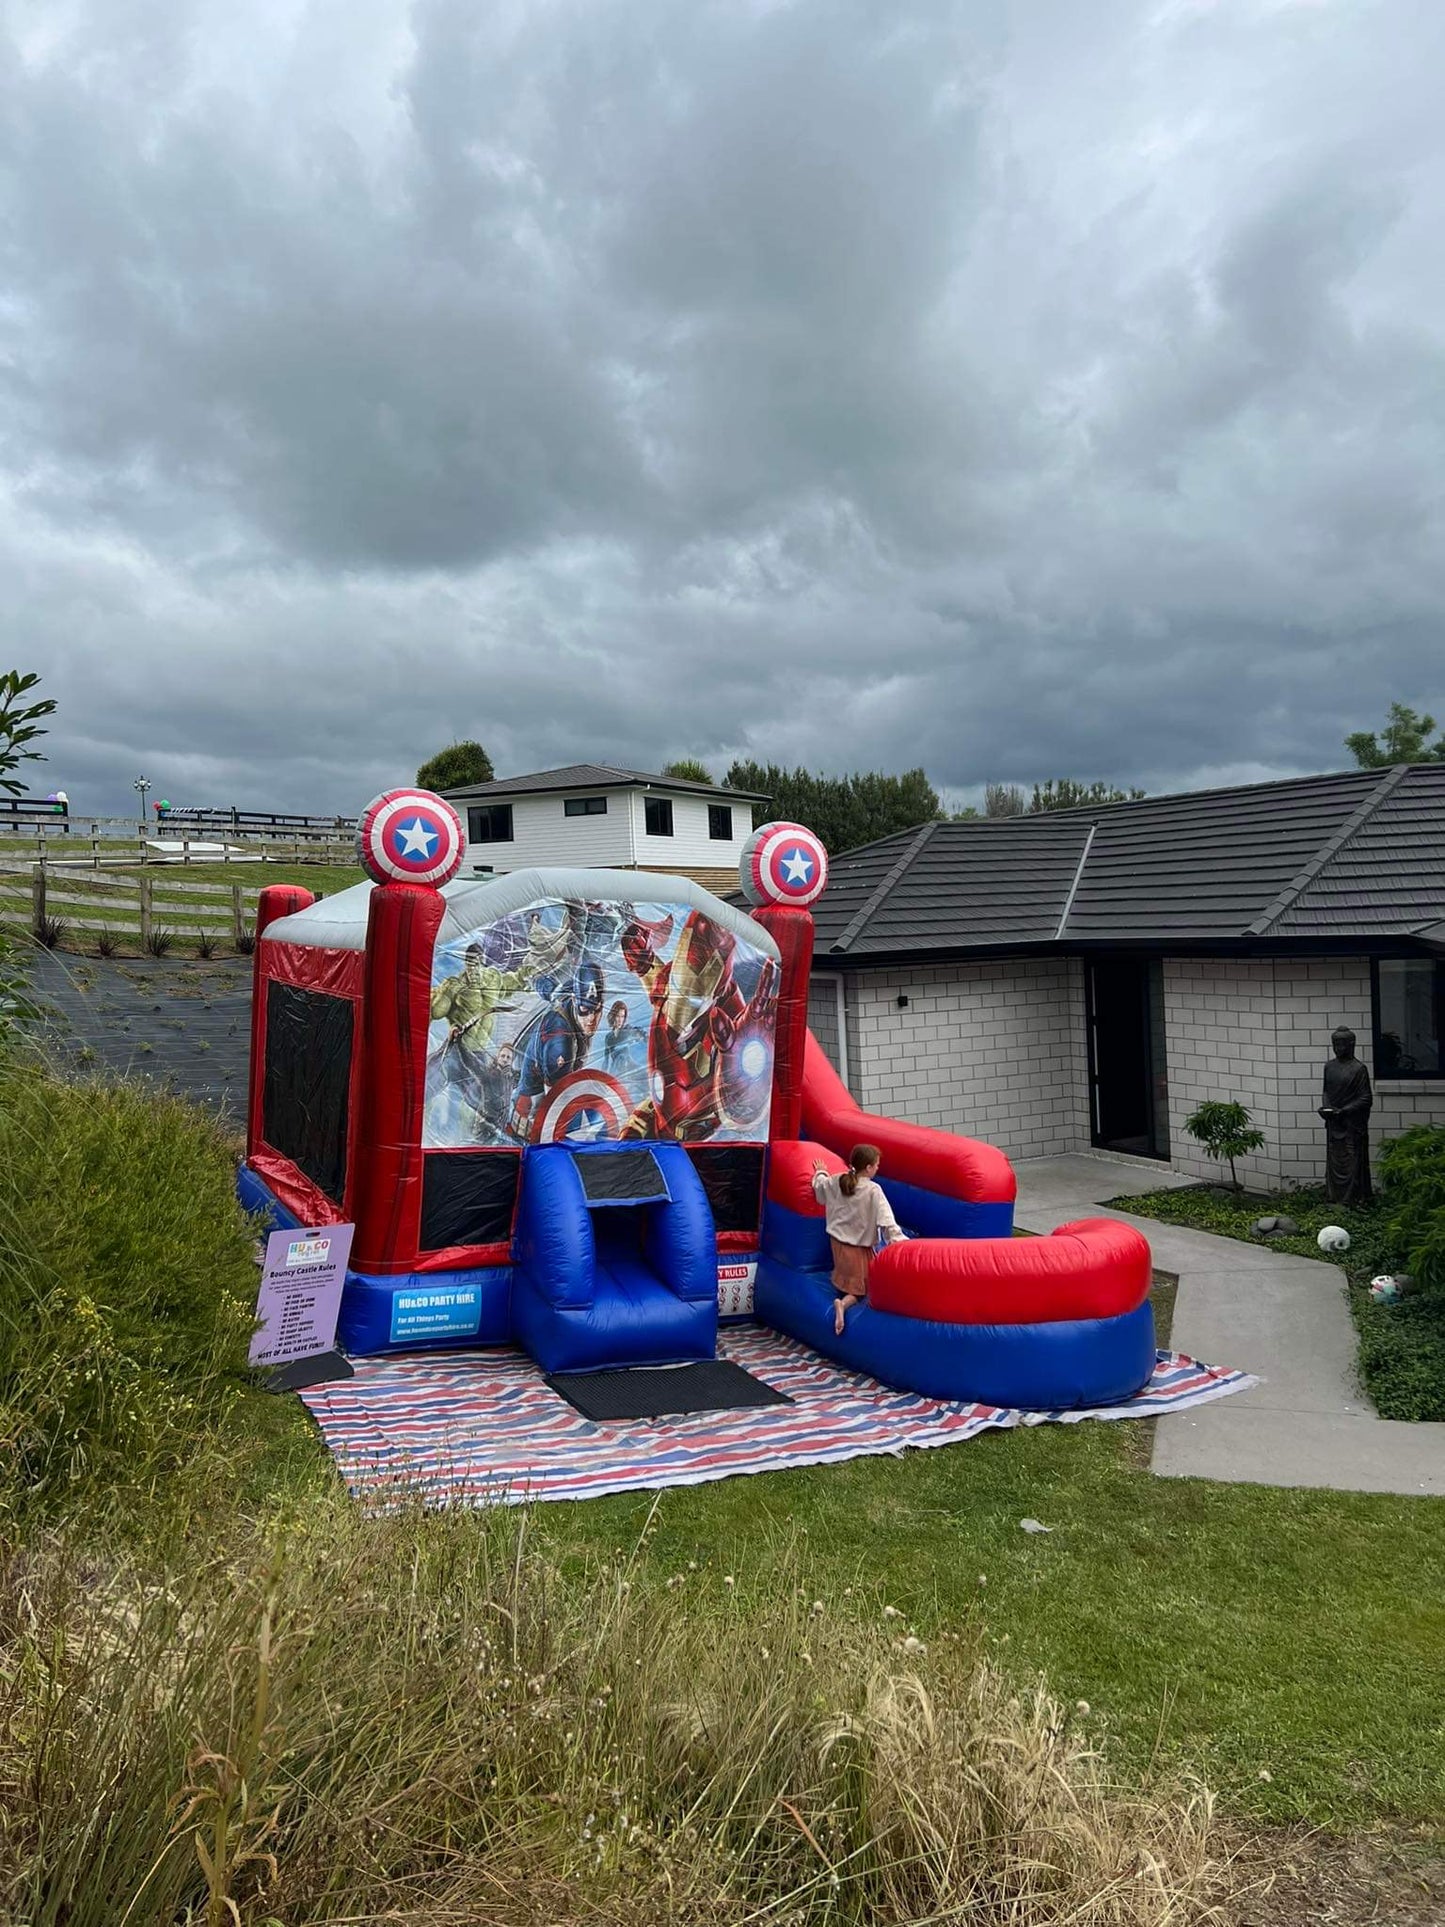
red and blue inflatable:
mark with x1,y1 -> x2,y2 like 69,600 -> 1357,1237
237,800 -> 1154,1408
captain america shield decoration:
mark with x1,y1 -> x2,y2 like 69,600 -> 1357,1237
357,788 -> 465,887
531,1069 -> 634,1143
740,820 -> 829,908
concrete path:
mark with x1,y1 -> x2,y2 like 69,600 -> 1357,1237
1012,1153 -> 1445,1498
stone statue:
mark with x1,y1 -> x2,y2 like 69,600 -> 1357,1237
1318,1025 -> 1373,1205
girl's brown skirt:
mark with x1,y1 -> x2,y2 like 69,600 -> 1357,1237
828,1237 -> 871,1297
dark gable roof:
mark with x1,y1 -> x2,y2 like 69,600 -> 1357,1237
813,766 -> 1445,961
444,762 -> 767,803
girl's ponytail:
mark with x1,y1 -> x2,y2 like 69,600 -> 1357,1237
839,1144 -> 880,1198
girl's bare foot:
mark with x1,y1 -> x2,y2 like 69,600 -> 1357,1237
834,1293 -> 858,1335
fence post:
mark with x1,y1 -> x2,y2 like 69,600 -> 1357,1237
31,863 -> 45,935
139,874 -> 153,950
231,883 -> 245,947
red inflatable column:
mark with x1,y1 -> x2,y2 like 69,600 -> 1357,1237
750,903 -> 816,1142
738,821 -> 830,1145
246,884 -> 315,1161
351,882 -> 446,1276
346,787 -> 468,1270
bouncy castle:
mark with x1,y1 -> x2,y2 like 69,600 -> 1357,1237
239,790 -> 1155,1407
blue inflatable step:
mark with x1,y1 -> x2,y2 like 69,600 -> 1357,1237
510,1143 -> 719,1375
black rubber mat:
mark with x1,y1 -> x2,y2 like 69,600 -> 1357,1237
546,1358 -> 792,1421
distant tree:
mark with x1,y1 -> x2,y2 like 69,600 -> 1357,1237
1345,703 -> 1445,768
662,758 -> 715,784
417,740 -> 495,792
0,670 -> 56,797
724,761 -> 942,854
1029,778 -> 1146,812
984,783 -> 1026,818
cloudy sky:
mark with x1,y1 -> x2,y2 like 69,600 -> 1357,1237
5,0 -> 1443,817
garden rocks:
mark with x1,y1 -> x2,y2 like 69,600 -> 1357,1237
1251,1215 -> 1300,1239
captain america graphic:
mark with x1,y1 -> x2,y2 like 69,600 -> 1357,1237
509,956 -> 608,1141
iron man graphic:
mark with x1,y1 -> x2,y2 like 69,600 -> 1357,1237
619,910 -> 776,1141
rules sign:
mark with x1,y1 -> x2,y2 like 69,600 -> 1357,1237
250,1224 -> 355,1369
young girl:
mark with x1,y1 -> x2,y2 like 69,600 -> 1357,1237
811,1144 -> 905,1334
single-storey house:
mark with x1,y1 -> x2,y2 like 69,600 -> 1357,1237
442,764 -> 766,893
804,765 -> 1445,1191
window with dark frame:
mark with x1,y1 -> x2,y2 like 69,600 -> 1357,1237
467,803 -> 514,842
1373,958 -> 1445,1078
564,795 -> 608,817
644,795 -> 674,837
708,803 -> 732,841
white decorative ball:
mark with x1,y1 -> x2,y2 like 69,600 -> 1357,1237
1316,1225 -> 1351,1253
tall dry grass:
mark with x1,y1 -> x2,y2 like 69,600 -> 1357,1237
0,1496 -> 1231,1926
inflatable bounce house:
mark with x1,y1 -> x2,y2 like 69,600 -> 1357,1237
238,790 -> 1155,1407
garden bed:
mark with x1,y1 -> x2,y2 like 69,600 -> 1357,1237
1111,1184 -> 1445,1423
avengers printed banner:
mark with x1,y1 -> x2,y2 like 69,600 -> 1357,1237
425,896 -> 777,1148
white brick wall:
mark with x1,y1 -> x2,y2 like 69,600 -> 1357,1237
843,958 -> 1090,1159
1166,956 -> 1445,1189
1164,959 -> 1282,1189
810,951 -> 1445,1184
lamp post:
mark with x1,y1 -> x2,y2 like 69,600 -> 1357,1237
133,775 -> 150,833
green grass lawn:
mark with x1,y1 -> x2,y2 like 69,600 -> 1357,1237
528,1395 -> 1445,1833
109,857 -> 367,896
1119,1185 -> 1445,1423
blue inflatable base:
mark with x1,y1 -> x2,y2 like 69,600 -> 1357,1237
237,1164 -> 514,1357
754,1258 -> 1156,1410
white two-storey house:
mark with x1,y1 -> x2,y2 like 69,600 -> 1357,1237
442,764 -> 768,892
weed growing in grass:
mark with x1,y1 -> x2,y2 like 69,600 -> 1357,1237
0,1503 -> 1230,1925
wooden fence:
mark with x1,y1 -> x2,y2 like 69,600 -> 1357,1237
0,865 -> 261,948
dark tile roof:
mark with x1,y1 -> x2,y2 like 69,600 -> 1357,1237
812,766 -> 1445,960
444,763 -> 768,802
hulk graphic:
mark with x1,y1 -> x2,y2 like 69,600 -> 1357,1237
426,917 -> 570,1140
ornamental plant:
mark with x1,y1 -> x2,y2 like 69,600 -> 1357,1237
1183,1100 -> 1266,1191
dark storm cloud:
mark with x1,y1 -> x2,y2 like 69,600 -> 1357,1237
4,0 -> 1444,817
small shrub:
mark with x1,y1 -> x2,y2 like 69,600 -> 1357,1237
1351,1279 -> 1445,1422
195,929 -> 219,959
94,928 -> 119,958
1378,1124 -> 1445,1291
144,926 -> 175,957
1183,1100 -> 1266,1191
34,912 -> 66,949
235,924 -> 256,955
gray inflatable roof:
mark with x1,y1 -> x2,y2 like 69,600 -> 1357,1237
260,866 -> 779,960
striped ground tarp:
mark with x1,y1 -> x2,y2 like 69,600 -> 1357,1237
298,1325 -> 1257,1509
